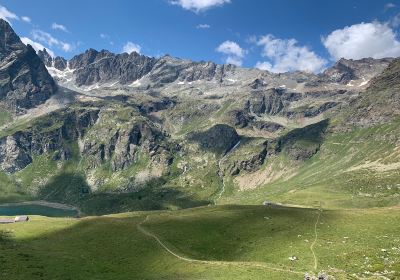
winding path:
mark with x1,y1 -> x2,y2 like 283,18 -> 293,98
310,209 -> 322,271
137,215 -> 305,275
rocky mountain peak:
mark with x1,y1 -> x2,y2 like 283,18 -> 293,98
0,18 -> 56,113
69,48 -> 100,69
323,57 -> 393,83
37,48 -> 53,67
0,19 -> 25,59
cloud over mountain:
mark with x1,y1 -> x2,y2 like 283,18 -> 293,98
254,35 -> 327,73
322,21 -> 400,60
216,40 -> 245,66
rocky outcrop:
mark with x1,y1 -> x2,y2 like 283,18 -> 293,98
113,123 -> 173,171
286,102 -> 339,119
148,55 -> 235,85
226,109 -> 283,132
0,136 -> 32,172
0,108 -> 100,172
54,56 -> 67,70
228,147 -> 268,175
0,19 -> 56,113
37,49 -> 68,71
249,78 -> 267,89
250,89 -> 284,116
274,119 -> 329,160
343,58 -> 400,127
322,58 -> 393,84
68,49 -> 157,86
37,49 -> 52,67
188,124 -> 240,155
303,102 -> 339,117
252,121 -> 283,132
137,97 -> 176,114
42,48 -> 238,87
81,119 -> 172,171
226,109 -> 254,128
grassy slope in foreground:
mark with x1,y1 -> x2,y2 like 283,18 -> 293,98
1,205 -> 399,280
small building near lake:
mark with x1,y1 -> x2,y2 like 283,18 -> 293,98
14,216 -> 29,222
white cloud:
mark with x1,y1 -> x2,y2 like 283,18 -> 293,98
51,22 -> 68,33
216,40 -> 245,66
196,23 -> 210,29
21,16 -> 31,23
255,61 -> 272,71
123,41 -> 141,54
390,13 -> 400,28
61,42 -> 72,52
21,37 -> 55,57
32,29 -> 73,52
226,56 -> 243,66
0,5 -> 19,23
322,21 -> 400,60
385,2 -> 396,10
254,34 -> 326,73
170,0 -> 230,13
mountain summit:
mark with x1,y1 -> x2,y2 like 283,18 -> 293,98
0,19 -> 56,114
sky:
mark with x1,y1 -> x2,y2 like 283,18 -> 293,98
1,0 -> 400,73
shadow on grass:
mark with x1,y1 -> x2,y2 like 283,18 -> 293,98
0,205 -> 326,280
38,172 -> 210,216
143,205 -> 321,263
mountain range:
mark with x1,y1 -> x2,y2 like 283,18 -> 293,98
0,18 -> 399,215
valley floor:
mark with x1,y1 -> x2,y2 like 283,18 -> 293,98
1,205 -> 399,280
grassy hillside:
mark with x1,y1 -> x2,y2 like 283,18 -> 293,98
2,116 -> 399,214
0,108 -> 12,127
222,119 -> 400,209
1,205 -> 398,279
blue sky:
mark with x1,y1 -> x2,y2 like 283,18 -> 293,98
1,0 -> 400,73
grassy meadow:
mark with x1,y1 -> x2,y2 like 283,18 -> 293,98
1,205 -> 399,280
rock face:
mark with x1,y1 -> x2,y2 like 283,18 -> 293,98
252,121 -> 283,132
228,146 -> 268,175
0,19 -> 56,113
275,119 -> 329,160
249,78 -> 267,89
81,119 -> 171,171
54,56 -> 67,70
147,55 -> 235,86
249,89 -> 284,116
0,136 -> 32,173
322,58 -> 393,84
188,124 -> 240,155
37,49 -> 52,67
0,108 -> 100,172
38,49 -> 68,71
346,58 -> 400,126
68,49 -> 157,86
227,109 -> 254,128
40,48 -> 238,87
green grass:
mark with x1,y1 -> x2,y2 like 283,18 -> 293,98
0,205 -> 398,279
0,108 -> 12,127
223,120 -> 400,209
15,154 -> 59,193
0,172 -> 31,203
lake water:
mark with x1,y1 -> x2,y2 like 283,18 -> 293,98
0,204 -> 78,217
